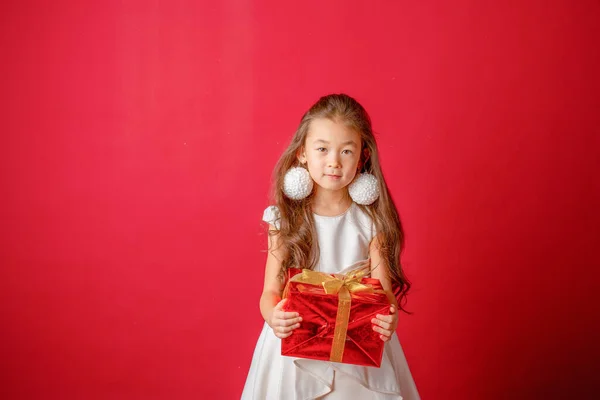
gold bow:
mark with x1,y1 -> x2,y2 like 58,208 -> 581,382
285,262 -> 376,363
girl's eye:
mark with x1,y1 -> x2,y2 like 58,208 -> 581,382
342,149 -> 353,155
316,147 -> 327,152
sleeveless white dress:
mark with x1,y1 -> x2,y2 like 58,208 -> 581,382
241,203 -> 420,400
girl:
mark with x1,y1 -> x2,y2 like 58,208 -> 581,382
242,94 -> 419,399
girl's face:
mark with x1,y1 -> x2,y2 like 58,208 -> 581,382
298,118 -> 362,193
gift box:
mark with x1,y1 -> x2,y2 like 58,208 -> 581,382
281,266 -> 390,367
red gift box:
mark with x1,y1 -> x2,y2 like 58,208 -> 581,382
281,267 -> 390,367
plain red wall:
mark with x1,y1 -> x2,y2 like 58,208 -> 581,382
1,1 -> 599,399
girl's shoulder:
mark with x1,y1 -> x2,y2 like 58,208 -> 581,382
349,203 -> 377,238
261,202 -> 375,234
262,205 -> 281,229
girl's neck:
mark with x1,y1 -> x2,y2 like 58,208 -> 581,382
311,186 -> 352,216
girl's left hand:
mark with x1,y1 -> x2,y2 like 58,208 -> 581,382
371,305 -> 398,342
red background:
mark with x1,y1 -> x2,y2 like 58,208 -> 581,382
1,1 -> 599,399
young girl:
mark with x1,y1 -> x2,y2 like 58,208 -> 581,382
242,94 -> 420,399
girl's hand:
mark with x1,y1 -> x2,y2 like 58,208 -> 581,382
268,298 -> 302,339
372,305 -> 398,342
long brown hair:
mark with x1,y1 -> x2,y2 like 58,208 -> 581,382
269,94 -> 411,312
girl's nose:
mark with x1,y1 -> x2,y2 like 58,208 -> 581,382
327,154 -> 341,168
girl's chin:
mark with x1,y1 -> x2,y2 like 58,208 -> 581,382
314,181 -> 350,192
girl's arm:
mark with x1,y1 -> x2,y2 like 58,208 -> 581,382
259,225 -> 302,338
369,234 -> 399,341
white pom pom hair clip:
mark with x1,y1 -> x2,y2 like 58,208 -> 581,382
348,172 -> 380,205
283,166 -> 314,200
282,166 -> 379,205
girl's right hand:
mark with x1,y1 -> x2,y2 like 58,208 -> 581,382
268,298 -> 302,339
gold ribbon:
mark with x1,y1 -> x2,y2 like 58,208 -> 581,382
286,263 -> 375,363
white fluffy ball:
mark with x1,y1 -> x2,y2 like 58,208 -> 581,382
348,173 -> 380,205
283,167 -> 313,200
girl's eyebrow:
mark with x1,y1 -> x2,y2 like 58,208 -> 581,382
313,139 -> 358,147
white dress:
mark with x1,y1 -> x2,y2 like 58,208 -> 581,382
242,203 -> 420,400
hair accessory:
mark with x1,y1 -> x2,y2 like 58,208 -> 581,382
348,173 -> 379,205
283,166 -> 313,200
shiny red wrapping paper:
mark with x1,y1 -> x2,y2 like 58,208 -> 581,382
281,268 -> 390,367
